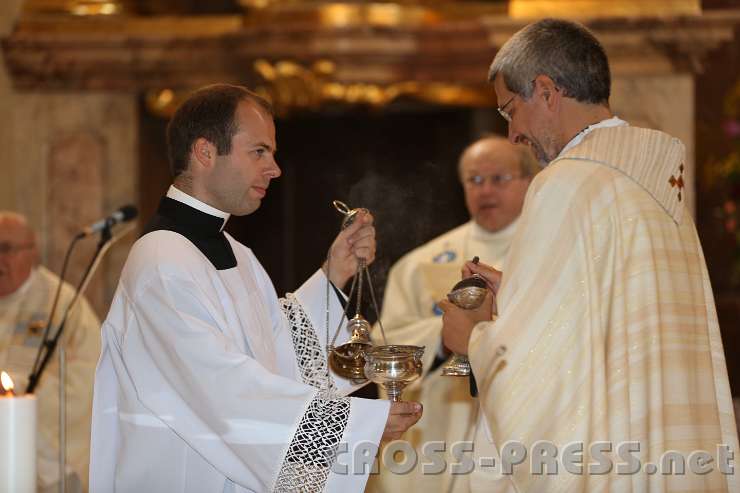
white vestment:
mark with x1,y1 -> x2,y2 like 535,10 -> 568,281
90,192 -> 389,493
0,266 -> 100,492
468,126 -> 739,492
367,220 -> 518,493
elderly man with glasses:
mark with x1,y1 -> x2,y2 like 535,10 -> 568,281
0,211 -> 100,493
368,136 -> 538,493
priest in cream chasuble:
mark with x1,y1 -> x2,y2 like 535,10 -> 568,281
440,18 -> 739,493
467,125 -> 739,492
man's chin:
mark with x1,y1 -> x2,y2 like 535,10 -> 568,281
475,217 -> 505,233
233,202 -> 261,216
526,141 -> 553,166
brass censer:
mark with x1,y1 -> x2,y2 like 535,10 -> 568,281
327,200 -> 424,400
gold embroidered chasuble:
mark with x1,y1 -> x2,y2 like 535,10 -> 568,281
468,126 -> 739,492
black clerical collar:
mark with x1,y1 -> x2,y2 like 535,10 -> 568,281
156,197 -> 225,237
166,185 -> 230,231
141,196 -> 237,270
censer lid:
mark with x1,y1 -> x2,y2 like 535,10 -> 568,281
450,274 -> 486,291
446,256 -> 488,310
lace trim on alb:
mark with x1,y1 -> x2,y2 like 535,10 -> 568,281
279,293 -> 337,392
272,395 -> 350,492
275,294 -> 350,492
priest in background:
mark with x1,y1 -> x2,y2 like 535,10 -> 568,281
369,136 -> 537,493
441,18 -> 739,492
0,211 -> 100,492
89,84 -> 422,493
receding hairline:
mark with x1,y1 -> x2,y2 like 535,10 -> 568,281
186,83 -> 273,114
237,93 -> 274,119
458,136 -> 535,178
178,84 -> 274,146
0,211 -> 36,244
233,97 -> 275,134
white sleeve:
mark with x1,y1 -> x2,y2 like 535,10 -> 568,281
121,270 -> 387,492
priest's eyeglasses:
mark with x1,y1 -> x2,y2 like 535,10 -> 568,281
497,79 -> 539,122
464,173 -> 521,188
497,96 -> 515,123
0,242 -> 34,256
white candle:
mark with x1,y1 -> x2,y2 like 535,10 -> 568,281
0,371 -> 37,493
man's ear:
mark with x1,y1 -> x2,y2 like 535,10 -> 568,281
534,75 -> 559,109
192,138 -> 216,168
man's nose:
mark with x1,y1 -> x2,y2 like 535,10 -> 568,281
507,127 -> 521,145
267,158 -> 281,179
479,179 -> 500,194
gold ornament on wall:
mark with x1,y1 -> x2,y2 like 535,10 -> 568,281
509,0 -> 700,19
23,0 -> 134,16
251,58 -> 495,115
145,59 -> 495,118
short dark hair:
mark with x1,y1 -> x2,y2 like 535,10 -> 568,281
489,18 -> 610,105
166,84 -> 273,178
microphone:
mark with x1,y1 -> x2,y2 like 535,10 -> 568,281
80,205 -> 138,237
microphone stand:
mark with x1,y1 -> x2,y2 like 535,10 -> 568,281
58,343 -> 66,493
28,226 -> 110,493
25,219 -> 134,493
26,225 -> 111,395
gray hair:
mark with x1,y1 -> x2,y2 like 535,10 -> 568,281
488,18 -> 610,105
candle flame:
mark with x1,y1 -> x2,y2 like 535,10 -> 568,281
1,371 -> 14,393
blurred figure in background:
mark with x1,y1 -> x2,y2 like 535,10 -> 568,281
0,211 -> 100,492
369,136 -> 538,493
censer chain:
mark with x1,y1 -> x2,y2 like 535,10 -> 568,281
363,263 -> 388,346
326,253 -> 361,349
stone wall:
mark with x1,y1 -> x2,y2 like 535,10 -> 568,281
1,0 -> 138,317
